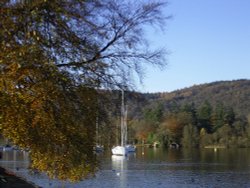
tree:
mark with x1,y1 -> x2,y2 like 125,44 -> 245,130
132,120 -> 154,144
1,61 -> 99,181
224,106 -> 235,127
1,0 -> 168,88
197,101 -> 213,133
180,103 -> 197,125
0,0 -> 168,181
158,112 -> 192,146
182,124 -> 199,148
211,103 -> 225,132
142,103 -> 164,141
144,103 -> 164,124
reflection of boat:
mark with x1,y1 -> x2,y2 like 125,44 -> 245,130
112,90 -> 135,155
111,153 -> 127,187
111,154 -> 126,161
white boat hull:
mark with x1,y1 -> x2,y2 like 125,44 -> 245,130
112,146 -> 128,156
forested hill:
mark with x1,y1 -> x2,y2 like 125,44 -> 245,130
99,80 -> 250,148
134,79 -> 250,117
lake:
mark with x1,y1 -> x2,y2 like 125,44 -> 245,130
0,147 -> 250,188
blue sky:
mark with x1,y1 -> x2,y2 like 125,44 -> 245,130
139,0 -> 250,93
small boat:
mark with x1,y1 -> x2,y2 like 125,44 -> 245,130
2,144 -> 13,151
95,145 -> 104,152
125,144 -> 136,152
169,142 -> 180,149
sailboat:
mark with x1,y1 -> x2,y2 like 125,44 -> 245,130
112,90 -> 136,155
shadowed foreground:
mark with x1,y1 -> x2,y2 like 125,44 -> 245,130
0,167 -> 37,188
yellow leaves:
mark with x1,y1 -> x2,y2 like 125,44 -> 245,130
1,47 -> 99,181
29,143 -> 97,182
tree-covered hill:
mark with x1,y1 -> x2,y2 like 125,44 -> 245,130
139,79 -> 250,117
86,80 -> 250,148
122,79 -> 250,148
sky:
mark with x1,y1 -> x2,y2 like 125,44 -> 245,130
139,0 -> 250,93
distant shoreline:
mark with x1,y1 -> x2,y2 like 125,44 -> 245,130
204,145 -> 226,149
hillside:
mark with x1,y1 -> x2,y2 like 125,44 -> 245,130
138,79 -> 250,117
94,80 -> 250,148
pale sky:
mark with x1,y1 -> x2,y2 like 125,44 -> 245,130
139,0 -> 250,93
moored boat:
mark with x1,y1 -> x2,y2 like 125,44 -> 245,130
112,90 -> 136,156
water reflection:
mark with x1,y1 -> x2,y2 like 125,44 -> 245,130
0,148 -> 249,188
0,150 -> 29,170
111,155 -> 127,188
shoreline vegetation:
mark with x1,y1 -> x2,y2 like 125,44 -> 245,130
71,80 -> 249,152
135,144 -> 228,149
204,145 -> 226,149
114,80 -> 250,150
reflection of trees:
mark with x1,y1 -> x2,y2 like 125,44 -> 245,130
166,149 -> 182,162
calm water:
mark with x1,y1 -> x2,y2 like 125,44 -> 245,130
0,147 -> 250,188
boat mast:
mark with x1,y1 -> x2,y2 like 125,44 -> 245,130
124,106 -> 128,146
120,90 -> 126,147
